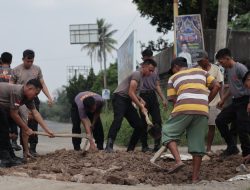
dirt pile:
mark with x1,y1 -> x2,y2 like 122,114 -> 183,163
0,149 -> 248,186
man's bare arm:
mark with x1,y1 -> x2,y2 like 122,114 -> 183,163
156,81 -> 167,108
81,118 -> 96,150
208,81 -> 221,103
10,109 -> 33,135
40,79 -> 53,106
31,108 -> 54,136
128,80 -> 147,113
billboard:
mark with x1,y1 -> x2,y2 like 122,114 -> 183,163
117,31 -> 136,84
69,24 -> 98,44
175,14 -> 204,67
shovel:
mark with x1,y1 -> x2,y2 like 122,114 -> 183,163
150,146 -> 167,170
142,111 -> 162,140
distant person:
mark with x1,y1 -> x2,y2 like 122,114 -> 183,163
139,48 -> 167,152
0,52 -> 12,83
10,49 -> 53,156
215,48 -> 250,158
0,52 -> 22,152
0,79 -> 54,167
105,59 -> 157,152
197,50 -> 224,155
178,41 -> 192,68
71,91 -> 104,151
160,57 -> 220,182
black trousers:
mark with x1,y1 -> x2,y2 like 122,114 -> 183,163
0,107 -> 15,156
71,103 -> 104,150
20,97 -> 40,145
107,94 -> 143,149
139,91 -> 162,148
215,96 -> 250,156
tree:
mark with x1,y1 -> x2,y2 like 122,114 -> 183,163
132,0 -> 250,33
229,12 -> 250,31
40,88 -> 71,122
81,18 -> 118,89
91,62 -> 118,95
65,74 -> 86,104
40,62 -> 118,122
81,44 -> 96,69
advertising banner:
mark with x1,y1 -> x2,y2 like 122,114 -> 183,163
117,31 -> 136,84
175,14 -> 204,67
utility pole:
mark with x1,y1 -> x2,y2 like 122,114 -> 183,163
215,0 -> 229,52
101,35 -> 108,111
173,0 -> 179,57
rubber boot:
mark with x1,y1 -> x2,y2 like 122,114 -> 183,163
29,143 -> 38,157
105,138 -> 114,153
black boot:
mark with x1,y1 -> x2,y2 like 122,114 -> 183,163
12,140 -> 22,151
105,138 -> 114,153
0,150 -> 23,168
29,143 -> 38,157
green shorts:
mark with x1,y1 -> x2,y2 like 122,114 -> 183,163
162,114 -> 208,155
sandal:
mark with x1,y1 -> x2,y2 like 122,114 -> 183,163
167,162 -> 185,174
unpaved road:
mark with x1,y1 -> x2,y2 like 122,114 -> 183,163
0,121 -> 249,190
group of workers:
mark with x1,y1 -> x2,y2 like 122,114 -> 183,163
0,47 -> 249,183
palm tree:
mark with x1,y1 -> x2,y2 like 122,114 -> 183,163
81,18 -> 117,89
81,43 -> 96,69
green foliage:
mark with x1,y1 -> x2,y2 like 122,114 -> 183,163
65,74 -> 87,104
40,63 -> 117,122
132,0 -> 250,33
229,12 -> 250,31
40,88 -> 71,122
91,62 -> 118,95
101,110 -> 133,146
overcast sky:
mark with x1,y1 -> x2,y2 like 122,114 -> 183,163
1,0 -> 173,101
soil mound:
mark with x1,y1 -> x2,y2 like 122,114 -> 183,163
0,149 -> 247,186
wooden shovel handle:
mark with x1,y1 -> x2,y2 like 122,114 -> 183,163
150,146 -> 166,163
142,110 -> 153,126
34,131 -> 89,139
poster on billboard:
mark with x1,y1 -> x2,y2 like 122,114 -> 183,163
174,14 -> 204,68
117,31 -> 136,84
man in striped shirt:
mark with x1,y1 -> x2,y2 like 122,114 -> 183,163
162,57 -> 220,182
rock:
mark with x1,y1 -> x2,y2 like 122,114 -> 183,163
236,164 -> 250,172
107,165 -> 123,172
202,155 -> 211,161
124,177 -> 139,185
106,175 -> 125,185
71,174 -> 85,183
67,169 -> 80,176
12,172 -> 29,177
0,170 -> 5,176
51,167 -> 62,173
83,163 -> 92,167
